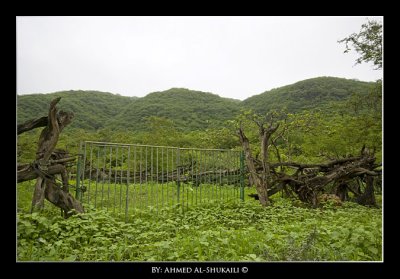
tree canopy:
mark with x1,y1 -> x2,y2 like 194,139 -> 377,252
18,77 -> 375,132
338,19 -> 382,70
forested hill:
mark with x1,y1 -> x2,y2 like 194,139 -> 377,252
242,77 -> 375,114
106,88 -> 241,131
17,77 -> 375,131
17,90 -> 137,131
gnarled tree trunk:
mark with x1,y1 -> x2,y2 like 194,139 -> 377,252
237,119 -> 279,206
18,97 -> 84,217
235,112 -> 380,208
237,127 -> 270,205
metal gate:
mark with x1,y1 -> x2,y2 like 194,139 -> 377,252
75,141 -> 244,220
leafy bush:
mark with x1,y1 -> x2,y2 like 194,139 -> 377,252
17,198 -> 382,261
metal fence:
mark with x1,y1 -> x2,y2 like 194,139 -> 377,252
75,141 -> 244,220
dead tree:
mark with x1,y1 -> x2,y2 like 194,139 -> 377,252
17,97 -> 84,217
235,111 -> 381,208
269,154 -> 379,207
236,112 -> 281,206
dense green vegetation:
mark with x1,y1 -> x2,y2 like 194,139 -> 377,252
17,77 -> 374,132
17,78 -> 382,187
17,191 -> 382,261
242,77 -> 374,114
107,88 -> 241,131
17,90 -> 137,131
17,76 -> 380,164
17,88 -> 240,132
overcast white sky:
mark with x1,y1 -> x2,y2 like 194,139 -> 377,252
17,16 -> 382,100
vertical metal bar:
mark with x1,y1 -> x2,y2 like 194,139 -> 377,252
213,150 -> 216,202
156,147 -> 159,214
101,146 -> 106,209
208,150 -> 212,201
209,151 -> 212,202
223,151 -> 227,201
231,151 -> 234,200
240,151 -> 245,202
233,151 -> 236,201
88,143 -> 93,205
125,146 -> 131,222
211,151 -> 214,201
75,141 -> 83,200
139,146 -> 143,210
232,151 -> 235,201
176,148 -> 180,209
234,151 -> 237,200
94,147 -> 100,208
231,151 -> 234,201
216,150 -> 222,200
220,150 -> 223,201
107,146 -> 112,211
145,146 -> 148,209
219,151 -> 222,188
170,148 -> 173,207
81,142 -> 87,200
222,151 -> 225,200
225,150 -> 228,201
215,151 -> 222,202
205,150 -> 208,202
181,149 -> 185,213
236,151 -> 239,200
210,151 -> 213,201
195,150 -> 198,205
161,147 -> 164,208
199,149 -> 202,203
212,150 -> 216,202
133,146 -> 136,211
187,150 -> 190,210
113,146 -> 119,213
191,149 -> 194,207
228,151 -> 232,200
186,150 -> 189,211
184,150 -> 187,212
120,148 -> 124,213
229,151 -> 232,201
234,151 -> 237,201
230,151 -> 233,201
222,150 -> 226,202
166,148 -> 169,207
207,151 -> 210,202
204,150 -> 208,203
227,151 -> 232,201
151,147 -> 154,212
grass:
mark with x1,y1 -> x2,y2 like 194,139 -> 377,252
18,180 -> 249,218
17,181 -> 382,261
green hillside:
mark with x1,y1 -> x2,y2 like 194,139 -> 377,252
242,77 -> 375,114
106,88 -> 241,131
17,90 -> 136,131
17,77 -> 376,132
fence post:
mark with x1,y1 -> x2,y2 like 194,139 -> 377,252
240,151 -> 245,201
176,148 -> 180,207
75,141 -> 83,200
